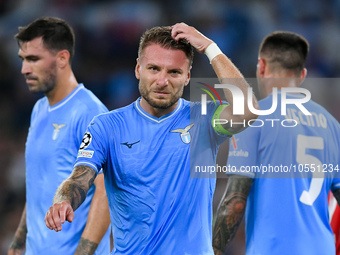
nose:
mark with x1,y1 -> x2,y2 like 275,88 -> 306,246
21,60 -> 32,75
156,71 -> 168,87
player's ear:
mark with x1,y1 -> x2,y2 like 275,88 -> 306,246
57,50 -> 70,69
135,58 -> 141,80
257,58 -> 266,78
184,66 -> 191,86
299,68 -> 307,84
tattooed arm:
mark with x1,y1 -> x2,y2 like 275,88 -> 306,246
212,175 -> 253,255
74,173 -> 111,255
45,165 -> 96,232
8,204 -> 27,255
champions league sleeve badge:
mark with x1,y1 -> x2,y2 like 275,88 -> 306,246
80,132 -> 92,150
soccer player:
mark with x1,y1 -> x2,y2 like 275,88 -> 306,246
8,17 -> 111,255
44,23 -> 259,254
212,31 -> 340,255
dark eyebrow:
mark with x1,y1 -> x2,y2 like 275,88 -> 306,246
18,54 -> 40,61
146,63 -> 159,68
168,68 -> 183,74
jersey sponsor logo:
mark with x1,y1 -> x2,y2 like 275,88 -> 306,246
121,140 -> 140,149
77,150 -> 94,158
230,136 -> 249,157
170,123 -> 194,144
52,123 -> 66,140
80,132 -> 92,150
229,149 -> 249,157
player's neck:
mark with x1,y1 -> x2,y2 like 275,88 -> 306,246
46,72 -> 78,106
139,98 -> 179,118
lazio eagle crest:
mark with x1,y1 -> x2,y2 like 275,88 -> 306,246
170,123 -> 194,144
52,123 -> 66,140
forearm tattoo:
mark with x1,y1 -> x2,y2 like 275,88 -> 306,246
9,206 -> 27,250
213,176 -> 253,253
54,165 -> 96,210
74,238 -> 99,255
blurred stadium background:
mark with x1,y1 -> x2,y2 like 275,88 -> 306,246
1,0 -> 340,254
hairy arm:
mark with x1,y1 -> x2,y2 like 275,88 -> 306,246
171,23 -> 259,135
45,165 -> 96,232
8,204 -> 27,255
212,175 -> 253,254
211,55 -> 259,134
74,173 -> 111,255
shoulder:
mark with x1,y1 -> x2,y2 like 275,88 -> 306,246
73,85 -> 108,113
31,96 -> 48,113
258,94 -> 274,108
189,100 -> 221,115
310,100 -> 338,121
92,100 -> 136,123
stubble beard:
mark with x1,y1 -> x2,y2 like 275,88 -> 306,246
28,61 -> 57,95
139,83 -> 184,109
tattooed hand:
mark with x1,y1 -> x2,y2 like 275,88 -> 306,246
44,165 -> 96,232
45,201 -> 74,232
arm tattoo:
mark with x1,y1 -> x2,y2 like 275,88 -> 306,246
54,165 -> 96,210
333,188 -> 340,206
74,238 -> 99,255
213,175 -> 253,253
9,204 -> 27,250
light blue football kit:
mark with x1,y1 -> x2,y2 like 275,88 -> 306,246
74,98 -> 228,255
25,84 -> 110,254
227,91 -> 340,255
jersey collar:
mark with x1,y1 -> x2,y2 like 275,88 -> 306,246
48,84 -> 84,112
134,97 -> 183,123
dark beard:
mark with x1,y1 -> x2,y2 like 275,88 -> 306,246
139,86 -> 184,110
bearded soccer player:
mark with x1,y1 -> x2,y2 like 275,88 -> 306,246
9,17 -> 111,255
45,23 -> 258,254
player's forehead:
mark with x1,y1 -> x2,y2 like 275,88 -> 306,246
18,37 -> 50,57
140,43 -> 190,68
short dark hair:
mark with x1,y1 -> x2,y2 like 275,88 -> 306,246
138,26 -> 194,66
15,17 -> 75,63
259,31 -> 309,74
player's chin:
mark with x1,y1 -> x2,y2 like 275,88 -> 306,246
150,98 -> 173,109
27,85 -> 40,93
152,93 -> 171,102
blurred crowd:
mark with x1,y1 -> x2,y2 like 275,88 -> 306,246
1,0 -> 340,254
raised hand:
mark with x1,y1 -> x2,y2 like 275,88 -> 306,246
171,22 -> 213,53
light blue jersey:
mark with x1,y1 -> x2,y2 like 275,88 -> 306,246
25,84 -> 110,254
74,98 -> 228,255
228,91 -> 340,255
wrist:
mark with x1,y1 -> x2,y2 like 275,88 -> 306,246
204,43 -> 223,63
